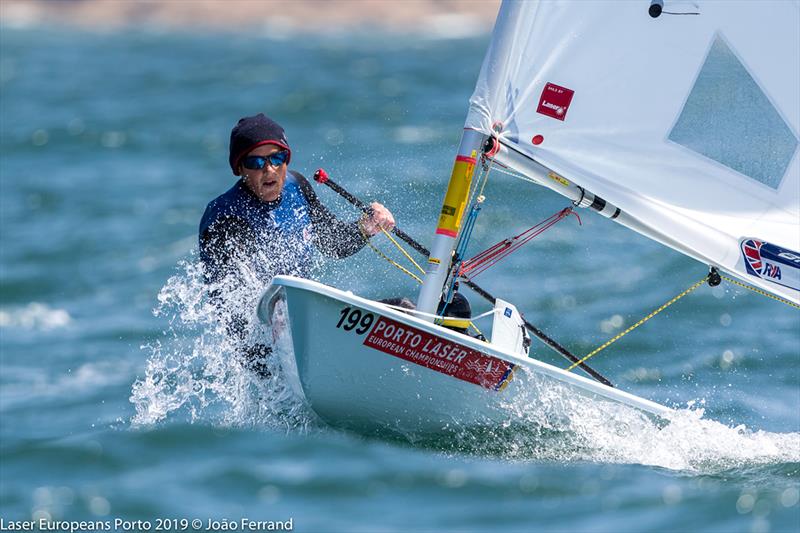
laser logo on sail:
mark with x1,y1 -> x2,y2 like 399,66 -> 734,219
540,101 -> 564,115
536,82 -> 575,122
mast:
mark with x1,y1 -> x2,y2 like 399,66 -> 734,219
416,129 -> 486,316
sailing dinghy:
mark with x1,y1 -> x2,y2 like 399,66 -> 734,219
257,0 -> 799,438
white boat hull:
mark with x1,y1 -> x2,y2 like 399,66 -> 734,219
258,276 -> 672,439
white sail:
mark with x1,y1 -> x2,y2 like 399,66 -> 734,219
466,0 -> 800,304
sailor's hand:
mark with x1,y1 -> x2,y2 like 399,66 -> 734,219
360,202 -> 396,236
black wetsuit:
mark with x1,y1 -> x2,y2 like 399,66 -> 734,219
198,170 -> 366,375
199,170 -> 366,284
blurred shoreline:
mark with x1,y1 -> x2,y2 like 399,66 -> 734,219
1,0 -> 501,36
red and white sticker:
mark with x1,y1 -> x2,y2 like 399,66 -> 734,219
363,316 -> 515,391
536,82 -> 575,121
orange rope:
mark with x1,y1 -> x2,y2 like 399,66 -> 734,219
459,207 -> 580,278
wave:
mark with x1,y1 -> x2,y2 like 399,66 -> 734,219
0,302 -> 71,330
129,259 -> 315,431
414,371 -> 800,474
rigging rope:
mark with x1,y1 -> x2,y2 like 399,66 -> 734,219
476,153 -> 494,199
489,163 -> 536,183
566,274 -> 709,372
380,227 -> 426,275
460,207 -> 580,278
440,150 -> 497,309
359,220 -> 424,284
565,271 -> 798,372
469,321 -> 485,338
720,274 -> 800,310
453,151 -> 497,269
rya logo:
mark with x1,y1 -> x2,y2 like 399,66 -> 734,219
740,238 -> 800,292
742,239 -> 781,279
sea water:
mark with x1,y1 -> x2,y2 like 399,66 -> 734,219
1,23 -> 798,532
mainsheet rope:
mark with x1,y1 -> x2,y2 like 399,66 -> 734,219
565,271 -> 799,372
359,220 -> 425,285
566,274 -> 710,371
720,274 -> 800,310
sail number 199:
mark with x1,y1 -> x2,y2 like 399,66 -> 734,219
336,307 -> 374,335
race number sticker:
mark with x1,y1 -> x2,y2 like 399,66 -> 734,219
361,315 -> 516,391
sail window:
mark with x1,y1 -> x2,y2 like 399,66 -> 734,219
668,35 -> 798,190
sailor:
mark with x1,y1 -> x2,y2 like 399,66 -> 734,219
199,113 -> 395,374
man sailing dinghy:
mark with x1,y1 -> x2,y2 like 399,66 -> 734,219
258,0 -> 799,438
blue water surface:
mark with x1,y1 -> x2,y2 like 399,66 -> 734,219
1,23 -> 798,533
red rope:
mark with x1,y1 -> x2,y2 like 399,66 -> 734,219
459,207 -> 580,278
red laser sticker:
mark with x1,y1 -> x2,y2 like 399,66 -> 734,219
536,83 -> 575,121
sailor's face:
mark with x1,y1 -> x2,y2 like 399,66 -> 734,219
241,145 -> 288,203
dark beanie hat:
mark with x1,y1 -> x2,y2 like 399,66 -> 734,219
229,113 -> 291,176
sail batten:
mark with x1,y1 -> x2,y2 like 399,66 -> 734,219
468,0 -> 800,304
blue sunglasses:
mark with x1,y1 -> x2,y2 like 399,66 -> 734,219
242,151 -> 289,170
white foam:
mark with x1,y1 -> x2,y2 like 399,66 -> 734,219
486,372 -> 800,472
129,259 -> 314,430
2,360 -> 133,410
0,303 -> 71,330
